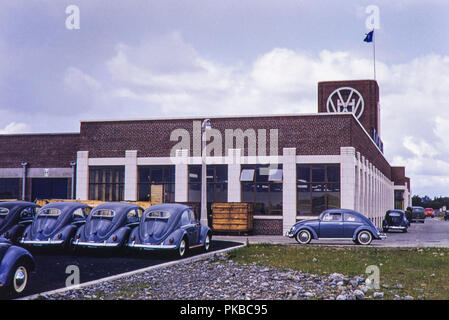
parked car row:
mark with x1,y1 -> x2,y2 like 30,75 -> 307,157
0,200 -> 211,297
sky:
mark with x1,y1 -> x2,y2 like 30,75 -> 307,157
0,0 -> 448,197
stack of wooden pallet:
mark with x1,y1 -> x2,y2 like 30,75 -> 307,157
212,202 -> 254,233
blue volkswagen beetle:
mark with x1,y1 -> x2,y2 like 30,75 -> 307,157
20,202 -> 91,250
0,238 -> 35,298
382,209 -> 409,233
127,204 -> 212,258
73,202 -> 142,250
286,209 -> 386,245
0,201 -> 39,244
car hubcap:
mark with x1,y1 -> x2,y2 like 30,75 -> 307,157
359,232 -> 371,244
299,231 -> 310,243
179,240 -> 186,257
205,235 -> 210,251
13,266 -> 27,293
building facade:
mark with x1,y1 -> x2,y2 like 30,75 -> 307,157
0,80 -> 411,235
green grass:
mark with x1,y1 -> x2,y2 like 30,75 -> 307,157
227,244 -> 449,299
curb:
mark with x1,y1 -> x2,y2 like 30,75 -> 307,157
19,241 -> 246,300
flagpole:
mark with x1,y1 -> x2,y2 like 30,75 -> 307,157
373,29 -> 376,80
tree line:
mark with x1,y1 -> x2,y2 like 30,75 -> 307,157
412,195 -> 449,210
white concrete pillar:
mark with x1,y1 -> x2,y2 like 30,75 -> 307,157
76,151 -> 89,200
124,150 -> 138,201
282,148 -> 297,234
340,147 -> 356,210
227,148 -> 242,202
175,149 -> 189,202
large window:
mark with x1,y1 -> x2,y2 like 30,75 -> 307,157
138,166 -> 175,203
297,164 -> 340,216
241,164 -> 283,215
394,190 -> 404,210
0,178 -> 20,199
89,166 -> 124,201
188,165 -> 228,203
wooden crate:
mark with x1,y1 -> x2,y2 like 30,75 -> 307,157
212,202 -> 253,233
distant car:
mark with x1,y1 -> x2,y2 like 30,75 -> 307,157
20,202 -> 91,250
444,211 -> 449,221
286,209 -> 386,245
410,206 -> 426,223
127,204 -> 212,258
382,210 -> 409,233
73,202 -> 142,250
424,208 -> 434,218
0,201 -> 40,244
0,239 -> 35,298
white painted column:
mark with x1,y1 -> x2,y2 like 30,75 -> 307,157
340,147 -> 356,210
282,148 -> 297,234
76,151 -> 89,200
124,150 -> 138,201
227,148 -> 242,202
175,149 -> 189,202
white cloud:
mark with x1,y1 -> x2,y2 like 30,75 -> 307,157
0,122 -> 29,134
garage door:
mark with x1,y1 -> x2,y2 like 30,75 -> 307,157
31,178 -> 69,200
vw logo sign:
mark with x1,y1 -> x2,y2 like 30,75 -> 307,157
326,87 -> 365,119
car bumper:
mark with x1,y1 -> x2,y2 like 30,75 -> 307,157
376,233 -> 387,240
72,240 -> 120,248
384,226 -> 407,230
127,242 -> 177,250
20,239 -> 64,246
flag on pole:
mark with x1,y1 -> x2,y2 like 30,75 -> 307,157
363,30 -> 376,80
364,30 -> 374,43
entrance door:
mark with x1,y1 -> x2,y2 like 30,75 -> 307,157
31,178 -> 69,200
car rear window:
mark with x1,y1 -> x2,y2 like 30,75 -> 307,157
146,211 -> 171,219
388,212 -> 401,217
38,208 -> 62,216
91,209 -> 115,218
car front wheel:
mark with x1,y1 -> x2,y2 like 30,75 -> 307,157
203,233 -> 211,252
9,263 -> 29,297
178,238 -> 189,258
357,231 -> 373,245
295,229 -> 312,244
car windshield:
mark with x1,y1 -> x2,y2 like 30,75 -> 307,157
38,208 -> 62,217
413,208 -> 424,213
0,208 -> 9,216
91,209 -> 115,218
146,211 -> 170,220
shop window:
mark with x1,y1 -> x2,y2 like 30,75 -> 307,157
138,166 -> 175,203
89,166 -> 124,201
297,164 -> 341,216
240,164 -> 283,215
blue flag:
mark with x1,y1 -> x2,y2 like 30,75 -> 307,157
364,30 -> 374,43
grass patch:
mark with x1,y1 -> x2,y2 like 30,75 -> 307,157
228,244 -> 449,299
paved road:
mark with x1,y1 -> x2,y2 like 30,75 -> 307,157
214,218 -> 449,247
19,240 -> 239,298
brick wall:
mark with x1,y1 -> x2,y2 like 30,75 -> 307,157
79,113 -> 391,178
0,133 -> 80,168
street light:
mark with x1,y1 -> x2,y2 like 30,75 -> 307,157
201,119 -> 211,226
70,161 -> 76,199
21,162 -> 28,200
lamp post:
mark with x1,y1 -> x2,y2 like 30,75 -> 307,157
201,119 -> 211,226
21,162 -> 28,200
70,161 -> 76,199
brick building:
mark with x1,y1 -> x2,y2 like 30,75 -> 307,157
0,80 -> 411,234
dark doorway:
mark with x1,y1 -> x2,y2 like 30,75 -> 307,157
31,178 -> 69,200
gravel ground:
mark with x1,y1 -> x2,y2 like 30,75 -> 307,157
35,252 -> 393,301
